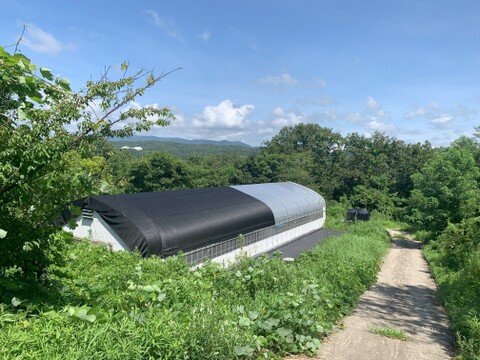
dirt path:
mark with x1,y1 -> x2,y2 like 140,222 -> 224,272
287,229 -> 455,360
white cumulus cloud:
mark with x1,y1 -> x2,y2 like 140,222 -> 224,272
192,100 -> 254,129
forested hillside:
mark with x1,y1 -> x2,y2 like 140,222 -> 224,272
111,139 -> 258,158
1,47 -> 479,359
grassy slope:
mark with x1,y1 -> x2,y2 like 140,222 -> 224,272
0,222 -> 390,359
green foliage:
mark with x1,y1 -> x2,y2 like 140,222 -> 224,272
259,125 -> 432,205
241,151 -> 320,192
324,199 -> 350,231
423,218 -> 480,359
0,222 -> 390,359
0,47 -> 174,277
187,153 -> 247,188
409,146 -> 480,234
127,152 -> 193,192
349,185 -> 402,218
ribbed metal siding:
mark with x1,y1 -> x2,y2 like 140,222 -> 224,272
231,182 -> 325,224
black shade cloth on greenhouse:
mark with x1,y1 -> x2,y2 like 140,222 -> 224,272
82,187 -> 275,257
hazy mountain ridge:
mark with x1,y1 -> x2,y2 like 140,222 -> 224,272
110,135 -> 251,147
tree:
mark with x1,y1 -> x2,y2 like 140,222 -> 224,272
128,152 -> 193,192
0,46 -> 175,278
409,146 -> 480,234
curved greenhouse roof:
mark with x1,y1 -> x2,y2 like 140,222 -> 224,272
231,182 -> 325,224
77,182 -> 325,258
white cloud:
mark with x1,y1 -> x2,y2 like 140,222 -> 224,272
404,101 -> 474,130
144,10 -> 184,42
258,73 -> 299,86
345,112 -> 364,123
192,100 -> 254,129
21,23 -> 75,55
270,107 -> 306,127
431,114 -> 452,126
343,96 -> 397,134
199,30 -> 211,42
257,73 -> 327,89
404,101 -> 439,119
367,119 -> 396,132
366,96 -> 380,109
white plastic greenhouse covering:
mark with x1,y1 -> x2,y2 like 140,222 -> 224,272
231,182 -> 325,224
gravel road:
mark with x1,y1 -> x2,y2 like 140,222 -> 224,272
287,229 -> 455,360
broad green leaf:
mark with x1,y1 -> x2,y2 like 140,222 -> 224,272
238,316 -> 251,327
248,311 -> 259,320
17,107 -> 26,121
40,67 -> 54,80
58,77 -> 71,91
76,313 -> 96,323
276,327 -> 292,337
233,346 -> 254,356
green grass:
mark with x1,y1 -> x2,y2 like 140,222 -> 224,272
369,326 -> 409,341
0,221 -> 391,359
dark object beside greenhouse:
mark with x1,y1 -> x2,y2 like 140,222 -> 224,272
346,209 -> 370,222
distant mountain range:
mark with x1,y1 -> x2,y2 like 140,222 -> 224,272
110,135 -> 251,148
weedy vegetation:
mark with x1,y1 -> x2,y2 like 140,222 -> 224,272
0,222 -> 390,359
423,219 -> 480,360
369,326 -> 409,341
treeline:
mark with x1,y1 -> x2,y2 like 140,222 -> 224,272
103,123 -> 434,220
112,139 -> 259,159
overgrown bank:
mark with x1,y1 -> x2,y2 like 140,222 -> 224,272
423,219 -> 480,360
0,222 -> 389,359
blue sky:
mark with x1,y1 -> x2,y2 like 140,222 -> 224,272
1,0 -> 479,146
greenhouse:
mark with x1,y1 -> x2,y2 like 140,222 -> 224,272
66,182 -> 326,265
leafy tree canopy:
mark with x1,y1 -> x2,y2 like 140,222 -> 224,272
409,144 -> 480,233
0,46 -> 174,277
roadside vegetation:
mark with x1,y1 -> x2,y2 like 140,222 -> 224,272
0,222 -> 390,359
1,46 -> 480,358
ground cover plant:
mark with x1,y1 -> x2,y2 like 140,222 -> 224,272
0,221 -> 390,359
